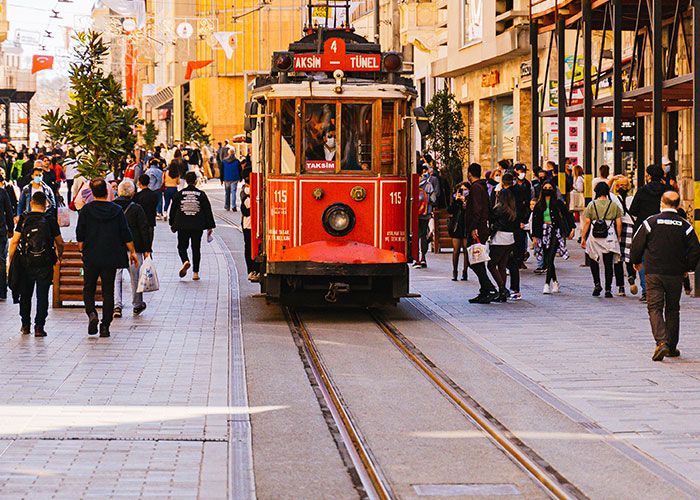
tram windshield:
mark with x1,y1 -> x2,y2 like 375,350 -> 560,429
303,102 -> 374,173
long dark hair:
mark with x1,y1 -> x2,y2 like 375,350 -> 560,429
495,188 -> 517,222
535,180 -> 557,212
167,161 -> 180,179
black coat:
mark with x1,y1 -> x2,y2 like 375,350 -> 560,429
169,186 -> 216,232
133,188 -> 160,228
76,200 -> 133,269
629,181 -> 669,232
465,179 -> 490,242
531,198 -> 574,239
0,188 -> 13,238
447,197 -> 468,238
114,197 -> 152,254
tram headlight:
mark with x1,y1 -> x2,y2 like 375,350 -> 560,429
272,51 -> 293,72
322,203 -> 356,237
382,52 -> 403,72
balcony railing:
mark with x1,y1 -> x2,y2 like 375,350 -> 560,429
0,69 -> 37,93
530,0 -> 575,18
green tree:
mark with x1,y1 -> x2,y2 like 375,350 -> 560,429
143,120 -> 157,150
42,31 -> 141,178
184,100 -> 211,145
425,89 -> 468,191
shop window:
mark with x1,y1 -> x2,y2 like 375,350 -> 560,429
280,99 -> 296,174
380,101 -> 395,175
340,103 -> 373,171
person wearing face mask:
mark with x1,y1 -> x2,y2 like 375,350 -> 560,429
307,126 -> 337,162
531,180 -> 575,294
240,173 -> 259,282
17,163 -> 56,218
447,182 -> 470,281
661,157 -> 678,191
511,164 -> 533,275
609,175 -> 637,295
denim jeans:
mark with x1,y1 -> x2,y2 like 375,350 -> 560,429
224,181 -> 238,210
0,234 -> 7,299
164,187 -> 177,214
115,253 -> 144,310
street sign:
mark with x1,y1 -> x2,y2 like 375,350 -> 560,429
293,38 -> 381,72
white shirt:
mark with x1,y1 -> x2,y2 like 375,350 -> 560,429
324,146 -> 336,161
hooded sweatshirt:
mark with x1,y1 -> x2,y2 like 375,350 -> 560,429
113,196 -> 152,254
629,180 -> 669,232
76,200 -> 133,269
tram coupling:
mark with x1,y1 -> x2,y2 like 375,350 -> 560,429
325,282 -> 351,303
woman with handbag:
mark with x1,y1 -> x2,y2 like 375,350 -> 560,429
487,181 -> 517,302
532,180 -> 575,294
580,182 -> 623,297
447,182 -> 469,281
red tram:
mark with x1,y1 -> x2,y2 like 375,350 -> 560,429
244,27 -> 426,306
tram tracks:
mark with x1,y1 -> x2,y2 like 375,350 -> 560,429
285,306 -> 586,500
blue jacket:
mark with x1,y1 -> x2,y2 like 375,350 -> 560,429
221,158 -> 241,182
18,183 -> 56,216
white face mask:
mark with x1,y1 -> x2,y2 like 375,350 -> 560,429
494,176 -> 502,183
663,164 -> 671,173
244,186 -> 250,195
518,172 -> 526,180
325,137 -> 336,148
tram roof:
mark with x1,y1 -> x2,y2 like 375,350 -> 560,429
250,81 -> 416,100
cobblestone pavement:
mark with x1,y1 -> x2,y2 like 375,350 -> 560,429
0,216 -> 237,498
410,243 -> 700,491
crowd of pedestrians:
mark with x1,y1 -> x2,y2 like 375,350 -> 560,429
416,153 -> 700,361
0,139 -> 223,339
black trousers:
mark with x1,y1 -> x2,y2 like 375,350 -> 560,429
19,269 -> 52,328
177,230 -> 203,273
66,179 -> 74,203
513,227 -> 527,264
0,234 -> 7,299
418,216 -> 429,262
487,244 -> 512,292
543,239 -> 559,284
242,229 -> 258,274
83,265 -> 117,327
589,252 -> 615,291
646,274 -> 684,349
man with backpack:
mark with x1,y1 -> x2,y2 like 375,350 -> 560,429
7,191 -> 65,336
76,178 -> 139,338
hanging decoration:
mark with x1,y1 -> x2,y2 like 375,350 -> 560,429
212,32 -> 238,59
31,55 -> 54,74
176,22 -> 194,39
184,60 -> 213,80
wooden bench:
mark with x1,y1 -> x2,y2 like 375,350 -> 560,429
52,242 -> 102,308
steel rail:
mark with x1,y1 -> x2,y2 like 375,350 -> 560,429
285,308 -> 393,500
369,309 -> 585,500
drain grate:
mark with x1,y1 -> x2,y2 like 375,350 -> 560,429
413,483 -> 521,497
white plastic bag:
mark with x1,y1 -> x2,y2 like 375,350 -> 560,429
57,206 -> 71,227
136,257 -> 160,293
467,241 -> 490,265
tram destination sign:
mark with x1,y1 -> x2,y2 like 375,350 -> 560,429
293,38 -> 381,72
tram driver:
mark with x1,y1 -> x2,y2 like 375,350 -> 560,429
306,126 -> 337,162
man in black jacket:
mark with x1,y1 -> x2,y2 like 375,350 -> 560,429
169,171 -> 215,281
76,178 -> 139,338
134,174 -> 160,247
465,163 -> 497,304
113,179 -> 152,318
629,165 -> 671,302
0,174 -> 14,301
630,191 -> 700,361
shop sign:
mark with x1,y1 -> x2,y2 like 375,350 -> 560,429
621,120 -> 636,152
481,70 -> 500,88
520,62 -> 531,78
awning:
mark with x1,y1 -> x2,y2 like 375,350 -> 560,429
147,86 -> 174,109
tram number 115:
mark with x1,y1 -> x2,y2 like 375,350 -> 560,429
274,190 -> 288,203
389,192 -> 402,205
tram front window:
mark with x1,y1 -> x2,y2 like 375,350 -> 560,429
340,104 -> 373,171
304,103 -> 337,173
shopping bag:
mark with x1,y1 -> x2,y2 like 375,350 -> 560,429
136,257 -> 160,293
467,240 -> 490,265
57,206 -> 71,227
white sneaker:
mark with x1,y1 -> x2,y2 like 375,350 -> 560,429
543,283 -> 551,295
550,281 -> 560,293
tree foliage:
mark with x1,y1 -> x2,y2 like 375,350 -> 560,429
184,100 -> 211,145
143,120 -> 157,150
41,31 -> 141,178
425,89 -> 468,191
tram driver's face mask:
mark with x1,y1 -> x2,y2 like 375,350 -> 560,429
325,134 -> 336,149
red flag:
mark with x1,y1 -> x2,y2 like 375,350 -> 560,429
185,60 -> 213,80
31,55 -> 54,74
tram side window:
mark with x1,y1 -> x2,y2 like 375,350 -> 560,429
304,103 -> 337,173
380,102 -> 395,175
341,104 -> 373,171
280,100 -> 296,174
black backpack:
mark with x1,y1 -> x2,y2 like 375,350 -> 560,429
19,214 -> 55,268
591,201 -> 613,239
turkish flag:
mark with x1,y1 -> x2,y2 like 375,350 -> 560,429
185,60 -> 213,80
32,55 -> 54,74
